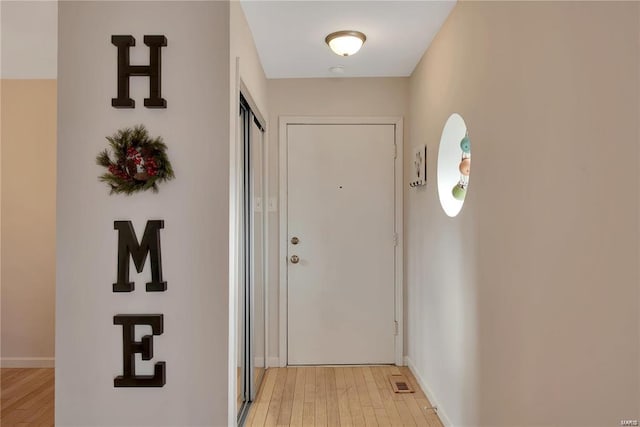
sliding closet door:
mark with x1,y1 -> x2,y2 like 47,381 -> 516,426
237,94 -> 266,423
237,102 -> 249,417
250,118 -> 266,399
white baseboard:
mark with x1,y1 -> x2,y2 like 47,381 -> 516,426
266,357 -> 280,368
405,356 -> 453,427
1,357 -> 55,368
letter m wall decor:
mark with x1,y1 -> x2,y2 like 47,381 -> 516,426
113,220 -> 167,292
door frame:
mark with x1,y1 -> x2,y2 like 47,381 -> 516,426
278,116 -> 404,367
229,69 -> 269,426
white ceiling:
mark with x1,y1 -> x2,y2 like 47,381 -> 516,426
240,1 -> 456,79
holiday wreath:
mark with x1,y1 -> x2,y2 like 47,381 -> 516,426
96,125 -> 175,195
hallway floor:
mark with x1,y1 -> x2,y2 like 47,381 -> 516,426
244,365 -> 443,427
0,368 -> 54,426
1,366 -> 442,426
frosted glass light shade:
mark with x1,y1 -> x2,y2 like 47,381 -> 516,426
325,31 -> 366,56
437,113 -> 471,217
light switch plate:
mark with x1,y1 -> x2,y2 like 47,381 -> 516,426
268,197 -> 278,212
254,197 -> 263,212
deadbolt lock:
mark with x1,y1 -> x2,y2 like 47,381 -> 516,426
291,237 -> 299,245
290,255 -> 300,264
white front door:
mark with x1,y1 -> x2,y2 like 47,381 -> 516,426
286,123 -> 397,365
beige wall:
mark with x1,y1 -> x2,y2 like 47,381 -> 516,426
231,1 -> 268,117
1,79 -> 56,366
406,2 -> 639,426
267,77 -> 409,362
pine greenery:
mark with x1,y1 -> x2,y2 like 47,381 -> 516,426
96,125 -> 175,195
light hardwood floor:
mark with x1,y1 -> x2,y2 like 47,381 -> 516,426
1,366 -> 441,427
1,368 -> 54,426
244,365 -> 443,427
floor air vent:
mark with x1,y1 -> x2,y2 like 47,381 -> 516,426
389,374 -> 414,393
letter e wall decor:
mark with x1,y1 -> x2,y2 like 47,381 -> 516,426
113,314 -> 166,387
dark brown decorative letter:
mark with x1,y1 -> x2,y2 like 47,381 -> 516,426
111,35 -> 167,108
113,314 -> 165,387
113,220 -> 166,292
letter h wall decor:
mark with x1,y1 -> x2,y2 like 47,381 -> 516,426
112,35 -> 167,108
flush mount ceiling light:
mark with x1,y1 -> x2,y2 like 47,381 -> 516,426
325,30 -> 367,57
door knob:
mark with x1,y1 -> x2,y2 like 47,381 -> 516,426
291,237 -> 299,245
290,255 -> 299,264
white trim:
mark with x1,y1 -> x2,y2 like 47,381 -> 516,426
239,80 -> 266,130
1,357 -> 55,368
228,56 -> 241,427
267,357 -> 280,368
278,118 -> 288,367
394,118 -> 404,367
278,116 -> 404,367
405,356 -> 454,427
253,356 -> 269,366
262,108 -> 271,377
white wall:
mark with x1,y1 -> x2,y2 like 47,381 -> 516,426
1,0 -> 57,79
406,2 -> 640,426
266,77 -> 409,362
56,1 -> 230,425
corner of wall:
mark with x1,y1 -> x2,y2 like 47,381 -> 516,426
405,357 -> 453,427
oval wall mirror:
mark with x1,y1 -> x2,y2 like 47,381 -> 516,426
437,113 -> 471,217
